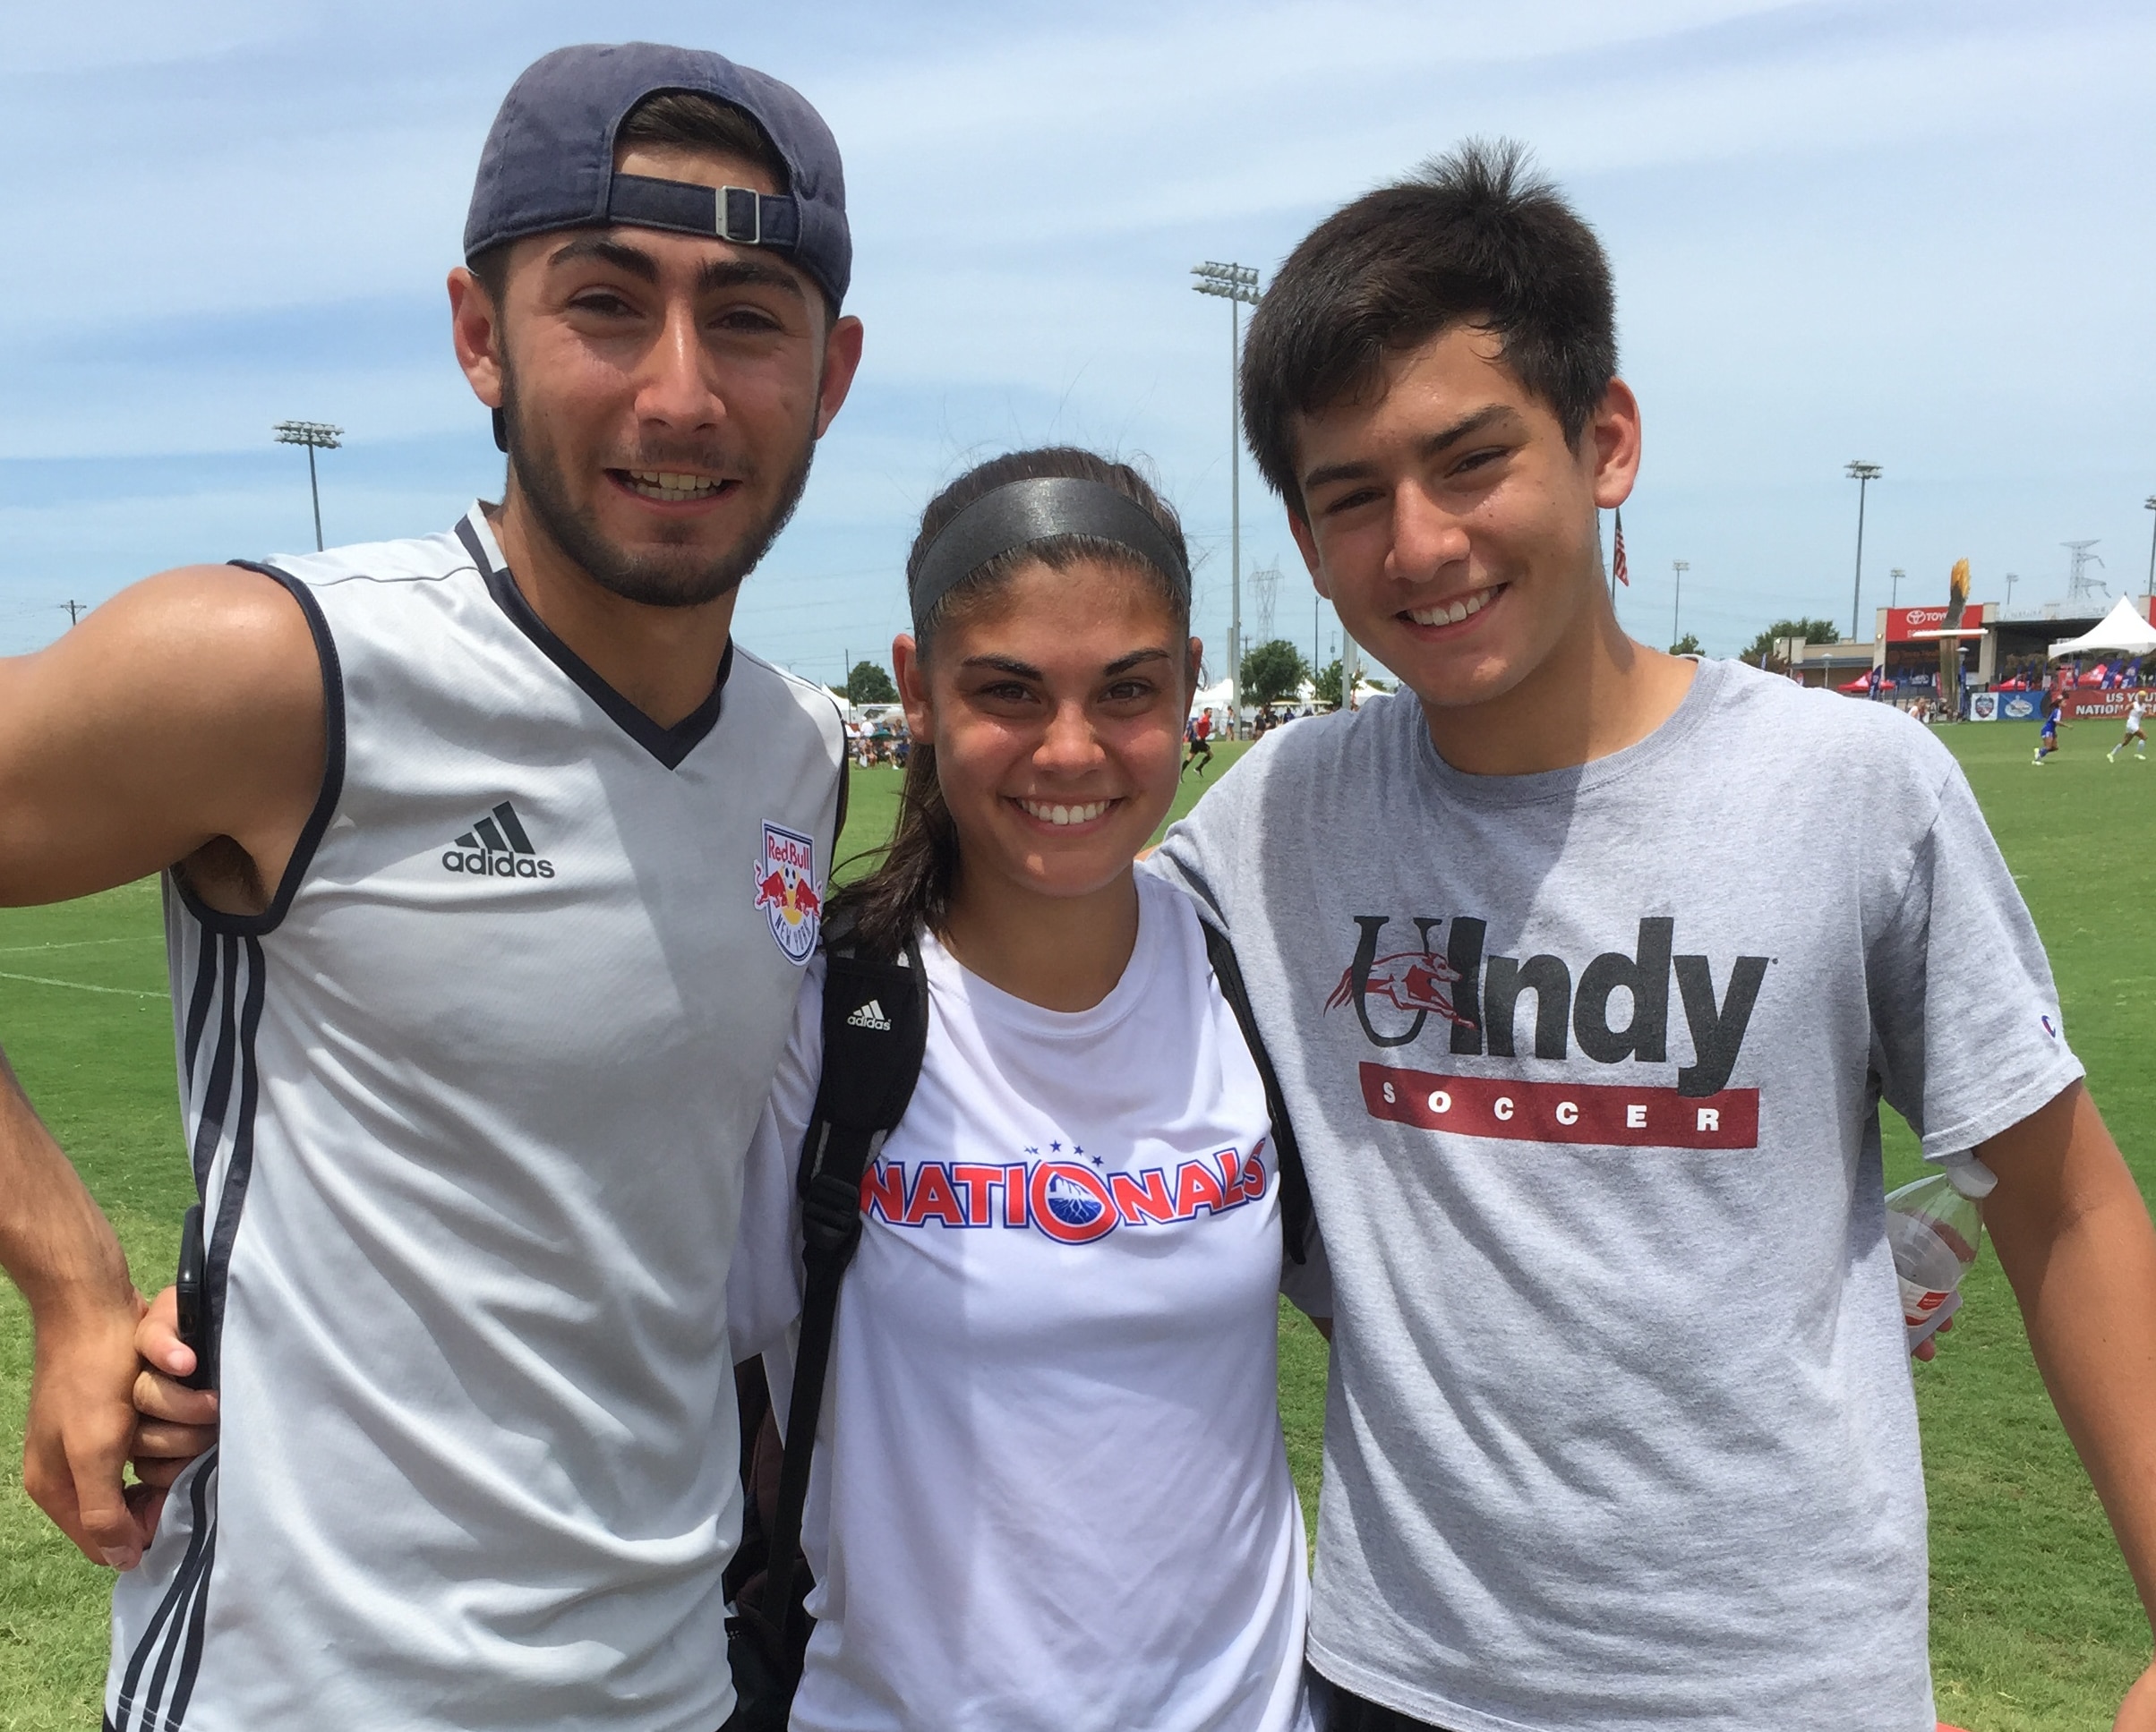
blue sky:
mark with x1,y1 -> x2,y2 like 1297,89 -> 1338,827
2,0 -> 2151,678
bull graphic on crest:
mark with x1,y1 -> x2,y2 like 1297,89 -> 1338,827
753,820 -> 822,965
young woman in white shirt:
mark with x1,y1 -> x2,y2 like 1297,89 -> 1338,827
726,445 -> 1327,1732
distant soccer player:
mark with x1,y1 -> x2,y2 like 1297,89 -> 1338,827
2109,694 -> 2146,762
1184,705 -> 1216,776
2035,694 -> 2065,763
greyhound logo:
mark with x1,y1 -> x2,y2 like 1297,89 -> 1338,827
1328,949 -> 1473,1027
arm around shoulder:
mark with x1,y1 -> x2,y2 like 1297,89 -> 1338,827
0,564 -> 328,908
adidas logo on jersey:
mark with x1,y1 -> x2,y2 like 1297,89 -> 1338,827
441,801 -> 556,879
845,999 -> 892,1032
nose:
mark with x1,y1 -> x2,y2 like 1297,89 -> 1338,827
1385,482 -> 1470,586
1034,697 -> 1106,778
635,298 -> 723,436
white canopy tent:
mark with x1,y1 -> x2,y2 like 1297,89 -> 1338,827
1189,678 -> 1236,719
2048,597 -> 2156,661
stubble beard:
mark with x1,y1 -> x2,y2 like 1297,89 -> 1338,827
499,367 -> 815,610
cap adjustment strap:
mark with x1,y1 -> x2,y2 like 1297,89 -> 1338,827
605,172 -> 801,252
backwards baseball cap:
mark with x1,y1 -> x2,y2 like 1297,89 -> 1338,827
464,42 -> 851,310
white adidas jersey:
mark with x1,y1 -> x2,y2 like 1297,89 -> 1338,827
107,506 -> 843,1732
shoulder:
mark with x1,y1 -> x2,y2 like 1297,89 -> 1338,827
74,564 -> 323,705
729,644 -> 845,739
1696,658 -> 1961,811
261,525 -> 475,592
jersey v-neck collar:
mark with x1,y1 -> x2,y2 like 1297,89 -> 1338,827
456,507 -> 731,772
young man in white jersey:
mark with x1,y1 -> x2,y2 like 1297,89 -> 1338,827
2110,693 -> 2147,761
0,44 -> 860,1731
1148,142 -> 2156,1731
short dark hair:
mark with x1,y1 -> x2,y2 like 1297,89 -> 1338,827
1240,139 -> 1617,515
468,89 -> 797,311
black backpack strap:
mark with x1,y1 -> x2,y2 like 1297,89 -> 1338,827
754,930 -> 929,1660
1200,919 -> 1313,1266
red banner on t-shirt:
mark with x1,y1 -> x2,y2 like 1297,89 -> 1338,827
1360,1062 -> 1759,1149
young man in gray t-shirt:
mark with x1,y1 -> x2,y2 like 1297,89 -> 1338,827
1150,143 -> 2156,1732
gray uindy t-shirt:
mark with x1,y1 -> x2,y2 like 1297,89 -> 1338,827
1146,658 -> 2081,1732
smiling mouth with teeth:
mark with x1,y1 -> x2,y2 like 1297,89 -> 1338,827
1014,798 -> 1116,828
618,469 -> 730,503
1405,584 -> 1503,628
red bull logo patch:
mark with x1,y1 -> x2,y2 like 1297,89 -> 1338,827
754,820 -> 822,964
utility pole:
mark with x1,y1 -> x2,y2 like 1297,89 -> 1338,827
1845,461 -> 1882,640
61,599 -> 85,626
274,421 -> 344,551
2143,496 -> 2156,599
1671,559 -> 1689,646
2005,572 -> 2019,610
1191,261 -> 1261,736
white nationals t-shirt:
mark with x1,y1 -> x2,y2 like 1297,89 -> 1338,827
729,874 -> 1318,1732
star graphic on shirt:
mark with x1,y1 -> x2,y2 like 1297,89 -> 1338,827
1091,1154 -> 1104,1168
1049,1139 -> 1063,1153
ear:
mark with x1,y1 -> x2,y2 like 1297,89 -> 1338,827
1587,376 -> 1642,509
893,633 -> 934,744
1185,636 -> 1204,695
449,266 -> 505,412
1287,509 -> 1332,601
815,315 -> 865,439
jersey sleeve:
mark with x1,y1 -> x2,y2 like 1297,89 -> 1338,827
726,955 -> 826,1365
1867,759 -> 2084,1158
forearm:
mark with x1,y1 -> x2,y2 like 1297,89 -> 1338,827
0,1044 -> 133,1321
1987,1089 -> 2156,1629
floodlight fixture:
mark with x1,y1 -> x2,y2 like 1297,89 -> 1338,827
1845,461 -> 1882,640
274,420 -> 344,551
1191,261 -> 1262,734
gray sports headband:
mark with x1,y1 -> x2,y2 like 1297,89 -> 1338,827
910,477 -> 1191,631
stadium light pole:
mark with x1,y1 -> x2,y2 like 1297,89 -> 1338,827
274,420 -> 344,551
1191,261 -> 1261,735
2143,496 -> 2156,599
1889,567 -> 1905,610
1845,461 -> 1882,640
1671,559 -> 1688,645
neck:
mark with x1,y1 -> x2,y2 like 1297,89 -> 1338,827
1423,590 -> 1698,776
938,866 -> 1142,1014
488,494 -> 738,729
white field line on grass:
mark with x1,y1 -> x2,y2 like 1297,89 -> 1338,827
0,936 -> 159,954
0,969 -> 161,999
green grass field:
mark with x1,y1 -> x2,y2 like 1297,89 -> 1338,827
1,726 -> 2150,1728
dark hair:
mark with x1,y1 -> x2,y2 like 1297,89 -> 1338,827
835,447 -> 1190,957
1240,138 -> 1616,516
468,89 -> 795,311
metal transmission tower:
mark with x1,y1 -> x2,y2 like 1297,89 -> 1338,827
2063,540 -> 2106,604
273,420 -> 344,551
1845,461 -> 1882,639
1191,261 -> 1261,733
1249,562 -> 1281,644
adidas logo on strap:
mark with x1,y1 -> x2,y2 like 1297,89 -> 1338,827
845,999 -> 892,1032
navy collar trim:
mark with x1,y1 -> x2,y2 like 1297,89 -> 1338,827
457,513 -> 730,772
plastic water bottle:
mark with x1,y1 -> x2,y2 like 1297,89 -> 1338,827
1886,1159 -> 1998,1352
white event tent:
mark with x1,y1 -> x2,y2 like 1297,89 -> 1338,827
2048,597 -> 2156,661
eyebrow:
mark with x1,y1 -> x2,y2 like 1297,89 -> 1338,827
543,235 -> 807,303
958,646 -> 1175,680
1299,404 -> 1519,495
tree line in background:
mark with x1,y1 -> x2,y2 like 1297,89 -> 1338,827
1736,618 -> 1839,670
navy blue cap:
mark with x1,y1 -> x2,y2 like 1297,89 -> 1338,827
464,42 -> 851,309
